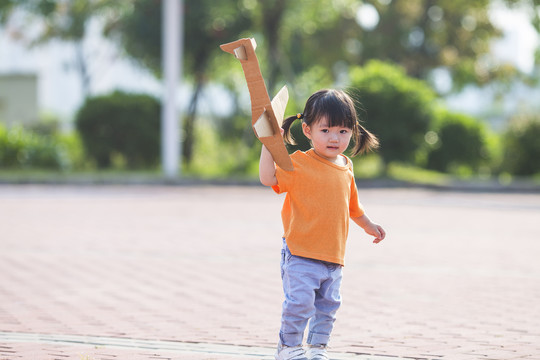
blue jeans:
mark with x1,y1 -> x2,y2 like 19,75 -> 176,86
279,239 -> 343,347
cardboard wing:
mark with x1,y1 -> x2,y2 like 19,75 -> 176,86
220,38 -> 294,171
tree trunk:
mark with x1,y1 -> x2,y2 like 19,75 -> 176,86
74,43 -> 91,98
182,76 -> 203,165
261,0 -> 286,95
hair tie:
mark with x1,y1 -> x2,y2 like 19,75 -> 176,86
296,113 -> 304,120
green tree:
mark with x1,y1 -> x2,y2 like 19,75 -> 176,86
75,91 -> 161,169
502,114 -> 540,176
241,0 -> 523,94
355,0 -> 513,88
101,0 -> 534,169
425,111 -> 491,173
246,0 -> 354,96
0,123 -> 68,169
106,0 -> 252,165
349,60 -> 436,168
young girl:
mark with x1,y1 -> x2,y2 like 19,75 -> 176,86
259,89 -> 386,360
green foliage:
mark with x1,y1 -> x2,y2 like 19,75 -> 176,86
56,132 -> 87,170
108,0 -> 253,165
293,65 -> 334,103
0,124 -> 71,170
388,162 -> 450,187
0,1 -> 128,97
359,0 -> 513,88
75,91 -> 161,169
425,111 -> 491,174
187,122 -> 260,178
245,0 -> 515,92
28,112 -> 62,136
111,0 -> 252,78
0,0 -> 124,42
214,113 -> 254,145
502,114 -> 540,176
349,60 -> 436,166
351,154 -> 384,179
97,0 -> 535,171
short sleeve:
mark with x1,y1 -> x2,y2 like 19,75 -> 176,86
272,165 -> 295,194
349,178 -> 365,218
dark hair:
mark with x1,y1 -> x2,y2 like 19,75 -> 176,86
282,89 -> 379,156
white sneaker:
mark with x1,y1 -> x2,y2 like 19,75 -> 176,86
274,342 -> 308,360
306,344 -> 329,360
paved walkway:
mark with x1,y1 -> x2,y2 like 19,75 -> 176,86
0,185 -> 539,360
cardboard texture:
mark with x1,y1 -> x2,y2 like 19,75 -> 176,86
220,38 -> 294,171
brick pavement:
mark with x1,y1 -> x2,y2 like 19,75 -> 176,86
0,185 -> 539,360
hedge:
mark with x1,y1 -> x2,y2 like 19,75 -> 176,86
75,91 -> 161,169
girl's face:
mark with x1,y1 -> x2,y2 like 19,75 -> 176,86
302,117 -> 353,163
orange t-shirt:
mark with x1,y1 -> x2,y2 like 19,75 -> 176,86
272,149 -> 364,265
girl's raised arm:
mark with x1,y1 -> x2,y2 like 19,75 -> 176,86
259,145 -> 278,187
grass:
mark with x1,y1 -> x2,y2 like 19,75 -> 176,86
0,167 -> 261,185
387,163 -> 451,187
352,154 -> 451,186
0,168 -> 166,184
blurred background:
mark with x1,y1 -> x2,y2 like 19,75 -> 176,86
0,0 -> 539,185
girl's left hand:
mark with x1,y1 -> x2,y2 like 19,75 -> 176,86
352,214 -> 386,244
370,224 -> 386,244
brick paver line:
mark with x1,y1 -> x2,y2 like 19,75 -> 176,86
1,185 -> 539,360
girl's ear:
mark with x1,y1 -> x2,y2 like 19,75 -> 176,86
302,122 -> 312,140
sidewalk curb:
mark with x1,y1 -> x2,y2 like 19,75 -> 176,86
0,332 -> 406,360
0,174 -> 539,193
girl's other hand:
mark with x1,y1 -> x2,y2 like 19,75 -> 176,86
364,222 -> 385,244
352,214 -> 386,244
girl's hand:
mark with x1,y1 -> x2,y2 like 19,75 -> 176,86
352,214 -> 386,244
366,223 -> 386,244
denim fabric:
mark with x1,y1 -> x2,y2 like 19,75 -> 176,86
279,239 -> 343,347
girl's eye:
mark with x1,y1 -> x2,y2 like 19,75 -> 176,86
340,129 -> 349,134
321,129 -> 329,133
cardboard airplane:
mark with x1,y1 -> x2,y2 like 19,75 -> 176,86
220,38 -> 294,171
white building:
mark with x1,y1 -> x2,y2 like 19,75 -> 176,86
0,73 -> 38,126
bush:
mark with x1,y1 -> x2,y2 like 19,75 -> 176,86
349,61 -> 436,166
0,124 -> 69,170
75,91 -> 161,169
425,111 -> 491,174
187,122 -> 261,178
502,114 -> 540,176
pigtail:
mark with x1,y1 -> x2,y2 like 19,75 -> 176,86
351,123 -> 379,156
281,113 -> 303,145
